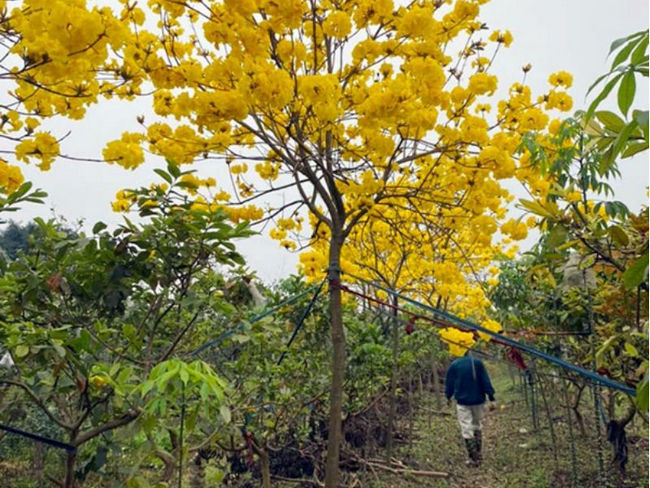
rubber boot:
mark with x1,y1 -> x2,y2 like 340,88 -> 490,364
474,430 -> 483,465
464,438 -> 478,466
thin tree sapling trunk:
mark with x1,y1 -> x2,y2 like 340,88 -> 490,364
324,232 -> 346,488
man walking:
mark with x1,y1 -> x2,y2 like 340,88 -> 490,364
444,351 -> 495,466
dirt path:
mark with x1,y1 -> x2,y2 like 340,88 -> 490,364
363,367 -> 649,488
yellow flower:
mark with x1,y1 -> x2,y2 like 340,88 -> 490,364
322,11 -> 352,39
142,199 -> 159,208
478,319 -> 502,342
548,71 -> 573,88
546,91 -> 573,112
103,133 -> 145,169
468,73 -> 498,96
501,218 -> 528,240
519,108 -> 549,131
0,161 -> 25,194
255,161 -> 280,180
548,118 -> 562,135
439,327 -> 476,356
180,173 -> 201,194
489,30 -> 514,47
269,228 -> 287,240
450,86 -> 468,103
567,190 -> 582,203
15,133 -> 60,170
111,199 -> 131,212
280,240 -> 297,251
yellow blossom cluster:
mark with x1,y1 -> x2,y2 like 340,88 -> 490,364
1,0 -> 157,180
478,318 -> 502,341
468,73 -> 498,96
103,133 -> 145,169
255,161 -> 281,181
500,218 -> 528,240
2,0 -> 576,339
111,189 -> 137,213
0,160 -> 25,194
548,71 -> 573,88
439,327 -> 476,356
223,205 -> 264,223
14,133 -> 60,170
299,249 -> 329,278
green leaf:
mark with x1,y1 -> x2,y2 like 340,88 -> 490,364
166,161 -> 181,178
622,254 -> 649,290
582,117 -> 606,136
609,31 -> 644,56
631,36 -> 649,65
15,345 -> 29,358
546,226 -> 568,248
219,404 -> 231,423
610,38 -> 639,70
557,239 -> 580,251
586,73 -> 624,120
607,225 -> 629,246
579,254 -> 596,270
624,342 -> 639,358
611,120 -> 640,160
179,366 -> 189,385
10,182 -> 33,200
517,199 -> 557,219
586,72 -> 611,97
596,336 -> 617,359
122,323 -> 137,341
139,380 -> 155,397
596,111 -> 625,132
621,141 -> 649,158
52,343 -> 66,358
633,110 -> 649,140
154,169 -> 172,184
92,222 -> 107,234
617,71 -> 636,117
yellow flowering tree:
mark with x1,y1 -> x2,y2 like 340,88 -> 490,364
0,0 -> 152,212
1,1 -> 575,484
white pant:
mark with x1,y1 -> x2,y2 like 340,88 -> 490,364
456,403 -> 485,439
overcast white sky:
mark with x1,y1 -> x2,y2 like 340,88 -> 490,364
11,0 -> 650,283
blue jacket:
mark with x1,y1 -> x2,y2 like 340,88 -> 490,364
444,355 -> 495,406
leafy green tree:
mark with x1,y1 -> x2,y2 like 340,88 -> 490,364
585,30 -> 648,169
0,220 -> 38,260
0,164 -> 253,487
511,34 -> 649,422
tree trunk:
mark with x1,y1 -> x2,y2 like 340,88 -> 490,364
324,234 -> 345,488
572,406 -> 587,437
33,442 -> 44,479
64,450 -> 77,488
385,295 -> 399,462
408,370 -> 414,452
258,448 -> 271,488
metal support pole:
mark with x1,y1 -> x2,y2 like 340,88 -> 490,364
584,269 -> 605,484
529,366 -> 538,431
563,378 -> 578,487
